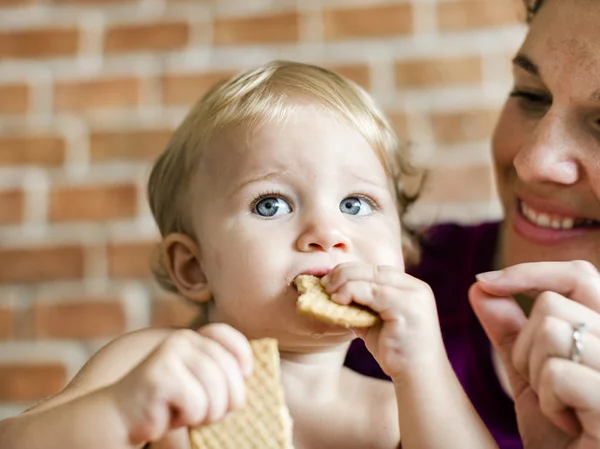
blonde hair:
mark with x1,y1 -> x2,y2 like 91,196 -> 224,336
148,60 -> 423,293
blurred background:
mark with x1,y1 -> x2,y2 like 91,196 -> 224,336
0,0 -> 526,418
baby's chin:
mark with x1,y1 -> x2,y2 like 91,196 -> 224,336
276,331 -> 356,355
240,317 -> 355,348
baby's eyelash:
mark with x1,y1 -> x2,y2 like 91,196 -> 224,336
347,192 -> 381,210
249,190 -> 288,212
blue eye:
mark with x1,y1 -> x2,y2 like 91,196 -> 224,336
254,197 -> 292,217
340,197 -> 373,216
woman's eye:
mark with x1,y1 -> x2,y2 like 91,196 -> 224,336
509,89 -> 552,111
340,197 -> 373,216
254,197 -> 292,217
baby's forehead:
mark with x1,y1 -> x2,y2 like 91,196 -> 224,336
196,120 -> 390,198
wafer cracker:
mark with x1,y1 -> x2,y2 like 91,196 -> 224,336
189,338 -> 293,449
295,274 -> 380,328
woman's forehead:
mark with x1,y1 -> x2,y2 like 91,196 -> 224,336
519,0 -> 600,87
524,0 -> 600,55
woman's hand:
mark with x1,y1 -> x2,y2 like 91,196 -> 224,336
470,260 -> 600,449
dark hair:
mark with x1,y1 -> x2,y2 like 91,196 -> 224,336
526,0 -> 545,22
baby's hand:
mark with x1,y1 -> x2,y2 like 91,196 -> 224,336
322,263 -> 445,380
108,323 -> 253,445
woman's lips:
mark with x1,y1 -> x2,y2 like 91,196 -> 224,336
512,199 -> 599,245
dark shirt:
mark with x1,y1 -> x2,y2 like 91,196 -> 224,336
345,222 -> 523,448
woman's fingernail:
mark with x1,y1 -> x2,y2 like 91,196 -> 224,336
476,270 -> 503,282
320,275 -> 329,287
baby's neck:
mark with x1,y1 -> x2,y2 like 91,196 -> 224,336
279,342 -> 350,403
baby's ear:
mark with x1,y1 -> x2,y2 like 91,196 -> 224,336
162,233 -> 211,303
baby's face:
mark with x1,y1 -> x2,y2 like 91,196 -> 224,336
191,105 -> 405,348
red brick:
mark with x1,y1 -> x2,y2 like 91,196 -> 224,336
33,300 -> 126,339
438,0 -> 522,31
0,84 -> 29,114
214,12 -> 299,45
395,57 -> 482,88
431,109 -> 500,145
328,64 -> 370,89
0,189 -> 24,224
162,71 -> 237,105
323,4 -> 413,40
0,28 -> 79,59
0,134 -> 65,166
152,296 -> 201,328
421,165 -> 494,203
386,111 -> 410,140
90,129 -> 173,162
0,246 -> 85,283
108,241 -> 157,278
0,307 -> 14,340
104,22 -> 189,54
55,0 -> 134,3
0,0 -> 36,4
54,77 -> 140,111
0,363 -> 67,401
49,184 -> 138,222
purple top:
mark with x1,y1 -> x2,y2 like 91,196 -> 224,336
345,222 -> 522,449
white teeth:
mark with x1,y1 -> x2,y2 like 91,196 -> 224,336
537,213 -> 550,227
521,202 -> 576,229
562,218 -> 574,228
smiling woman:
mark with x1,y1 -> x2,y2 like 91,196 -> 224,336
346,0 -> 600,447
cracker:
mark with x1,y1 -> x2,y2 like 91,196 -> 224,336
189,338 -> 293,449
294,274 -> 380,328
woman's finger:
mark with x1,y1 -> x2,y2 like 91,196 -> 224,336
538,357 -> 600,441
511,291 -> 600,385
528,316 -> 600,391
476,260 -> 600,311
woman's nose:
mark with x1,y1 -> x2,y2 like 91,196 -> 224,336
514,112 -> 580,185
296,218 -> 351,253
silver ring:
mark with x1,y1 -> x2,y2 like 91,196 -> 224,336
570,322 -> 586,364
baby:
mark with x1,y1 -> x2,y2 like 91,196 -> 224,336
0,61 -> 496,449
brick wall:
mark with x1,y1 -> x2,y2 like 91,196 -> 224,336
0,0 -> 526,418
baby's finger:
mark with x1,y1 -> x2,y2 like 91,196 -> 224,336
323,263 -> 413,294
331,279 -> 434,322
198,323 -> 253,378
184,350 -> 230,424
191,336 -> 248,411
160,330 -> 232,424
168,365 -> 210,428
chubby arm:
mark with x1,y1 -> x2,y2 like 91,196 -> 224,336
0,387 -> 136,449
391,356 -> 497,449
0,328 -> 172,449
0,324 -> 253,449
323,263 -> 497,449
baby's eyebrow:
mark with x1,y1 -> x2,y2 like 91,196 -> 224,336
228,171 -> 288,197
346,170 -> 388,189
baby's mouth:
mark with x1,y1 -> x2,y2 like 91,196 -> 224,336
290,269 -> 330,293
519,200 -> 600,230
